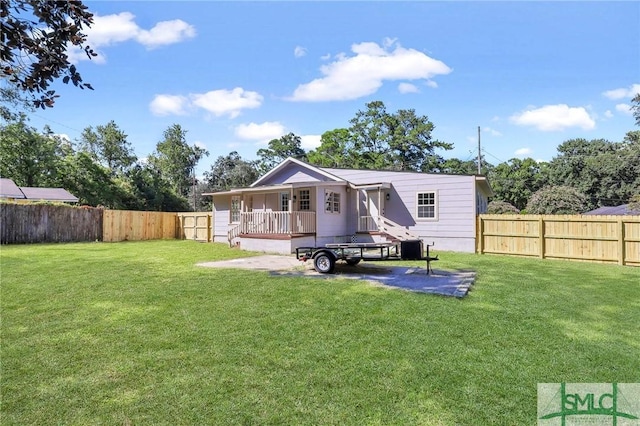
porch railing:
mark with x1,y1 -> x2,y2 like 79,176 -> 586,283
358,215 -> 419,241
240,211 -> 316,234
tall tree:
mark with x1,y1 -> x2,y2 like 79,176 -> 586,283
1,0 -> 96,108
631,93 -> 640,127
0,117 -> 61,186
256,132 -> 307,174
204,151 -> 258,192
348,101 -> 452,171
148,124 -> 208,197
307,129 -> 353,168
488,158 -> 548,210
525,185 -> 589,214
79,120 -> 137,175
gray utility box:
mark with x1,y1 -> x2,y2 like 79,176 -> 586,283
400,240 -> 423,260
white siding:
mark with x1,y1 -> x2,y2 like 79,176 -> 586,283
212,196 -> 230,242
315,185 -> 349,239
325,169 -> 479,252
259,163 -> 336,185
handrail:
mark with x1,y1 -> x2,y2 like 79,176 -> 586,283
228,223 -> 241,246
376,215 -> 419,241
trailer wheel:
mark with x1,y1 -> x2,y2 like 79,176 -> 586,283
314,252 -> 336,274
345,258 -> 361,266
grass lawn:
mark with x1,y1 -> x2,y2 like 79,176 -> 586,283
1,240 -> 639,425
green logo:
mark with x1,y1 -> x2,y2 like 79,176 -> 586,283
538,383 -> 640,425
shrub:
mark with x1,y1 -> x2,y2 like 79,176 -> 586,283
487,200 -> 520,214
526,185 -> 589,214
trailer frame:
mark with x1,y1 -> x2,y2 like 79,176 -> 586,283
295,241 -> 439,275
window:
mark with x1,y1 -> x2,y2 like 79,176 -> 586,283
298,189 -> 310,211
230,196 -> 241,223
325,190 -> 340,213
417,191 -> 437,219
280,192 -> 290,211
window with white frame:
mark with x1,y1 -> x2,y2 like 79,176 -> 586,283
298,189 -> 310,211
280,192 -> 290,211
325,190 -> 340,213
416,191 -> 437,219
230,196 -> 241,223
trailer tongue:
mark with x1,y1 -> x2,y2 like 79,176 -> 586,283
296,240 -> 438,275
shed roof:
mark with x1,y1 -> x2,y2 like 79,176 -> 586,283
0,178 -> 26,199
19,187 -> 79,203
584,204 -> 640,215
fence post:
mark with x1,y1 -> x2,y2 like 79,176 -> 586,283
538,216 -> 545,259
477,215 -> 484,254
618,217 -> 625,266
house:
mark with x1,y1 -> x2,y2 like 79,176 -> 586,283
584,204 -> 640,215
0,178 -> 79,203
204,158 -> 493,254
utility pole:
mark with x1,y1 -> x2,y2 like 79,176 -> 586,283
477,126 -> 482,175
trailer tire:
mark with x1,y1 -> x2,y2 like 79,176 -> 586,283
345,258 -> 361,266
313,252 -> 336,274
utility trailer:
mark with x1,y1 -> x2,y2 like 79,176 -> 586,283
295,239 -> 438,274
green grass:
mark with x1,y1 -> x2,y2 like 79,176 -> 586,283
1,240 -> 639,425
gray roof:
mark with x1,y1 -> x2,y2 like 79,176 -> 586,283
584,204 -> 640,215
0,178 -> 26,198
0,178 -> 78,202
19,187 -> 79,203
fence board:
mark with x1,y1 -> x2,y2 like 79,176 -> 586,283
102,210 -> 179,242
0,203 -> 102,244
477,214 -> 640,266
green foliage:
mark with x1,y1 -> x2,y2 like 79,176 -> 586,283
79,121 -> 137,174
441,157 -> 493,175
307,129 -> 352,167
525,185 -> 589,214
204,151 -> 259,192
1,0 -> 96,108
256,133 -> 307,174
628,194 -> 640,213
632,93 -> 640,127
488,158 -> 548,210
148,124 -> 209,198
486,200 -> 520,214
348,101 -> 452,171
0,117 -> 63,187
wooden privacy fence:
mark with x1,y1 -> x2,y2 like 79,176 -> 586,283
477,214 -> 640,266
177,212 -> 212,242
102,210 -> 180,242
0,203 -> 103,244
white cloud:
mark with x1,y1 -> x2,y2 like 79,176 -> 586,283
483,127 -> 502,137
68,12 -> 195,63
191,88 -> 263,118
602,83 -> 640,100
300,135 -> 322,150
398,82 -> 419,94
604,110 -> 614,118
288,39 -> 451,102
320,53 -> 332,61
510,104 -> 596,131
149,94 -> 189,116
294,46 -> 307,58
234,122 -> 287,142
615,103 -> 632,115
515,148 -> 532,156
425,80 -> 438,88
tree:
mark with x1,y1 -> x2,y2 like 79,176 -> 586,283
441,156 -> 493,176
632,93 -> 640,127
307,129 -> 353,168
0,117 -> 61,186
79,121 -> 137,175
547,137 -> 640,209
204,152 -> 258,192
122,164 -> 190,212
628,194 -> 640,213
525,185 -> 589,214
148,124 -> 208,197
488,158 -> 548,210
1,0 -> 96,108
256,132 -> 307,174
348,101 -> 452,171
486,200 -> 520,214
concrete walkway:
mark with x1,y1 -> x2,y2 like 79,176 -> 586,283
197,255 -> 476,298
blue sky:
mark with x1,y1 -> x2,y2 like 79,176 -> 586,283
27,1 -> 639,176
